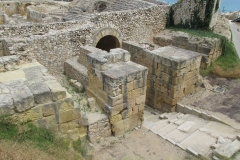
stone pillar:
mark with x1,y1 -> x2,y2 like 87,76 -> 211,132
86,48 -> 148,136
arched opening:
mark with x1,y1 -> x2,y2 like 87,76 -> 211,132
97,3 -> 107,12
96,35 -> 120,52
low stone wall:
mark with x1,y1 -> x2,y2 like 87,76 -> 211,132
64,57 -> 88,88
86,48 -> 148,136
0,62 -> 84,140
153,30 -> 223,68
78,46 -> 102,67
83,113 -> 111,143
123,41 -> 201,111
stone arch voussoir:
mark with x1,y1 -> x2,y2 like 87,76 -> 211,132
92,27 -> 122,48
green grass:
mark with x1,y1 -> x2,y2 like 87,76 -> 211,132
0,115 -> 67,150
0,115 -> 84,159
168,28 -> 240,78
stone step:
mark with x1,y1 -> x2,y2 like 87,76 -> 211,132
143,108 -> 240,159
214,139 -> 240,159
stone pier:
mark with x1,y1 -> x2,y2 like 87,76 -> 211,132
86,48 -> 148,136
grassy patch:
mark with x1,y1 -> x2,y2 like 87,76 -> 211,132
0,115 -> 82,160
168,28 -> 240,78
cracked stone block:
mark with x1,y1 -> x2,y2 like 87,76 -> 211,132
42,102 -> 56,117
11,85 -> 34,113
23,66 -> 44,80
26,80 -> 52,104
45,80 -> 66,101
0,94 -> 15,115
214,139 -> 240,159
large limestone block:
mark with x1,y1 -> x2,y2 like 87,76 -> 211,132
45,80 -> 66,101
214,139 -> 240,159
110,114 -> 122,124
25,105 -> 43,121
0,94 -> 15,115
104,103 -> 124,116
26,80 -> 52,104
11,85 -> 35,113
59,109 -> 75,124
44,115 -> 58,131
23,66 -> 44,80
59,123 -> 69,134
112,118 -> 130,136
42,102 -> 56,117
58,98 -> 74,111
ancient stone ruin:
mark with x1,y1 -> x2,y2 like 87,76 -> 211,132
2,0 -> 239,159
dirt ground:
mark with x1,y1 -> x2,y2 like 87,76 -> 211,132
91,128 -> 198,160
180,76 -> 240,126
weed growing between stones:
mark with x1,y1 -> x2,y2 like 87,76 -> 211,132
168,28 -> 240,78
0,115 -> 82,159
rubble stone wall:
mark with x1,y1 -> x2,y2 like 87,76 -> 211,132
123,41 -> 202,112
0,5 -> 169,74
170,0 -> 219,29
86,48 -> 148,135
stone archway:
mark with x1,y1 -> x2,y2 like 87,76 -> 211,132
96,35 -> 120,52
92,27 -> 122,52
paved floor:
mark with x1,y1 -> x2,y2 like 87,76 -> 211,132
142,107 -> 240,159
229,21 -> 240,57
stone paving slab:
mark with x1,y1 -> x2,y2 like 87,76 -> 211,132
200,121 -> 240,139
214,139 -> 240,159
180,130 -> 216,156
149,120 -> 169,134
144,109 -> 240,159
157,123 -> 178,137
165,129 -> 190,143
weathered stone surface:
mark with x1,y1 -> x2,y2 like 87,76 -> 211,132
11,85 -> 34,113
74,82 -> 84,92
58,98 -> 74,111
87,97 -> 95,109
45,80 -> 66,101
0,94 -> 15,115
214,140 -> 240,159
112,118 -> 130,136
42,102 -> 56,117
26,80 -> 52,104
25,105 -> 43,121
110,114 -> 122,124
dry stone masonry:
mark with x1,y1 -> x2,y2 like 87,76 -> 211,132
86,48 -> 148,136
0,62 -> 84,140
122,42 -> 201,112
0,0 -> 229,150
154,30 -> 223,68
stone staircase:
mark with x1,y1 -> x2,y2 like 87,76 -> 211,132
143,107 -> 240,159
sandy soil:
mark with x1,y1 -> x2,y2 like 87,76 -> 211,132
180,76 -> 240,127
91,128 -> 198,160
